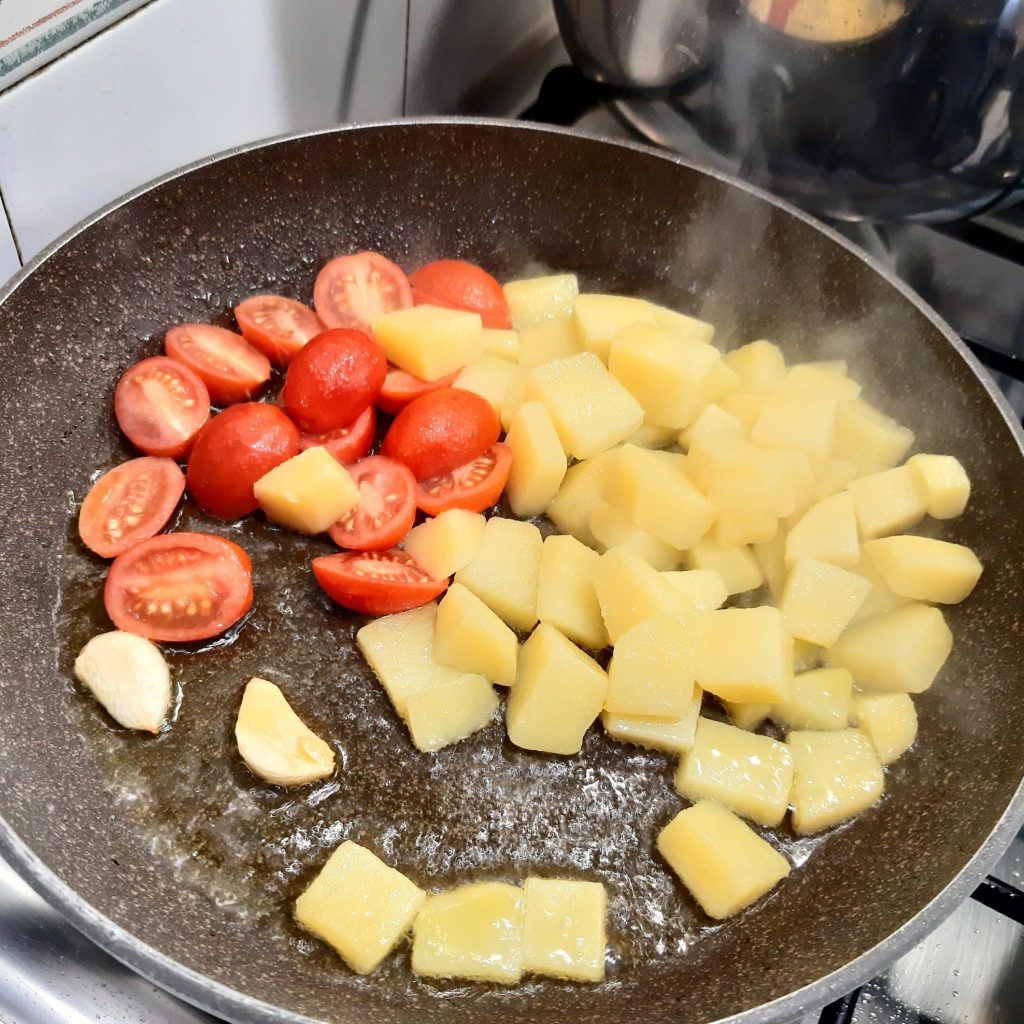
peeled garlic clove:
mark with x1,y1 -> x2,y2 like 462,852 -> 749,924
74,630 -> 172,733
235,677 -> 335,786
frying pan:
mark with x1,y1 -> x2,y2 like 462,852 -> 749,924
0,120 -> 1022,1024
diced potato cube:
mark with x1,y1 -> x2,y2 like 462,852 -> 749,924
780,558 -> 871,648
722,701 -> 772,731
254,447 -> 359,534
606,616 -> 703,719
517,316 -> 582,369
701,440 -> 797,521
546,450 -> 616,548
775,363 -> 861,401
696,606 -> 793,703
718,393 -> 766,435
661,569 -> 727,611
504,274 -> 579,328
827,603 -> 952,693
683,538 -> 763,596
372,305 -> 482,380
793,639 -> 823,672
675,717 -> 794,826
608,323 -> 720,429
505,401 -> 567,517
402,508 -> 485,581
722,340 -> 786,394
412,882 -> 524,983
627,422 -> 679,449
908,453 -> 970,519
699,360 -> 741,404
606,445 -> 715,549
847,557 -> 911,625
573,293 -> 656,363
833,398 -> 914,475
522,878 -> 606,982
295,840 -> 425,974
751,393 -> 837,462
593,546 -> 691,643
499,373 -> 528,432
648,303 -> 716,346
772,667 -> 852,731
602,685 -> 703,753
679,403 -> 745,448
356,604 -> 465,716
754,529 -> 788,604
589,499 -> 681,570
814,459 -> 858,501
785,491 -> 859,569
536,534 -> 608,650
776,449 -> 817,521
455,517 -> 543,631
480,328 -> 519,361
863,535 -> 982,604
848,465 -> 927,539
714,512 -> 779,548
435,583 -> 518,686
657,801 -> 791,920
506,623 -> 608,755
453,356 -> 525,415
403,673 -> 499,752
850,692 -> 917,764
527,353 -> 643,459
787,730 -> 884,834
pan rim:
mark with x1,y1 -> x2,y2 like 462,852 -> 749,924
1,115 -> 1022,1024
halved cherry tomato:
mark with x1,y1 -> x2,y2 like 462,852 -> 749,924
312,549 -> 446,616
376,367 -> 457,416
186,403 -> 300,519
165,324 -> 271,406
416,443 -> 511,516
327,456 -> 416,551
234,295 -> 324,365
313,251 -> 412,333
408,259 -> 511,329
382,387 -> 500,479
78,457 -> 185,558
299,405 -> 375,464
104,532 -> 253,642
114,356 -> 211,459
281,328 -> 387,433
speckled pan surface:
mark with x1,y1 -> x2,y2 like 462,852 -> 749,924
0,120 -> 1023,1024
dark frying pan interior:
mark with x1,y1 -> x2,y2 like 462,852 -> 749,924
0,122 -> 1022,1024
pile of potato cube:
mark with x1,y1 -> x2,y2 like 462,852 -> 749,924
297,272 -> 983,978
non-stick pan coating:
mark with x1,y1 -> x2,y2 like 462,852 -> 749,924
0,121 -> 1022,1024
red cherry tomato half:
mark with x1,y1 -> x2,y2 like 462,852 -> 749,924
299,405 -> 375,464
234,295 -> 324,365
78,457 -> 185,559
114,356 -> 211,459
327,456 -> 416,552
281,328 -> 387,434
415,443 -> 511,516
382,387 -> 500,480
186,403 -> 300,519
165,324 -> 271,406
408,259 -> 511,329
313,251 -> 412,333
312,549 -> 446,616
376,367 -> 458,416
104,532 -> 253,642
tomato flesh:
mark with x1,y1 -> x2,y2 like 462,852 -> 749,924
114,356 -> 211,459
313,252 -> 412,333
234,295 -> 324,365
313,549 -> 446,616
416,443 -> 511,516
104,532 -> 253,642
78,457 -> 185,559
165,324 -> 271,406
186,403 -> 300,519
408,259 -> 511,329
376,367 -> 457,416
299,405 -> 375,464
327,456 -> 416,551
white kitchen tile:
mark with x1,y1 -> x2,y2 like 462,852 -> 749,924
0,0 -> 405,258
0,205 -> 20,285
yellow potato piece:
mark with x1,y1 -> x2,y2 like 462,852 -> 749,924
648,303 -> 716,347
863,535 -> 982,604
505,401 -> 568,517
793,639 -> 822,672
402,508 -> 486,581
403,674 -> 499,753
295,840 -> 425,975
371,304 -> 483,380
499,372 -> 528,433
593,546 -> 691,643
661,569 -> 728,612
785,491 -> 859,568
412,882 -> 525,983
602,685 -> 703,754
517,316 -> 582,369
680,402 -> 745,448
627,422 -> 680,449
696,606 -> 793,704
722,700 -> 772,731
847,556 -> 912,625
546,449 -> 617,548
754,529 -> 789,604
503,274 -> 579,328
536,534 -> 608,650
253,447 -> 359,534
907,453 -> 970,519
833,398 -> 914,476
506,623 -> 608,755
657,801 -> 791,920
787,729 -> 884,834
848,465 -> 927,539
827,603 -> 952,693
774,363 -> 861,402
589,498 -> 682,570
751,393 -> 837,462
573,293 -> 656,363
771,667 -> 853,731
435,583 -> 518,687
814,459 -> 859,501
480,328 -> 519,361
722,339 -> 786,394
717,393 -> 766,436
235,678 -> 334,787
850,692 -> 918,764
453,356 -> 525,416
683,538 -> 764,595
780,558 -> 871,648
522,878 -> 606,982
701,360 -> 741,405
